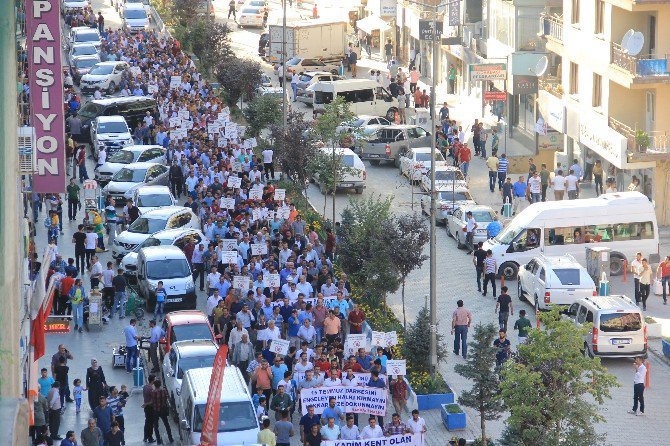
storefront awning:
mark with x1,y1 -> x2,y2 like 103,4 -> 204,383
356,15 -> 391,34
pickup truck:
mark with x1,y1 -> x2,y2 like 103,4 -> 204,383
355,125 -> 432,166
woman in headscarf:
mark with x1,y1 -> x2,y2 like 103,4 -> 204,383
86,358 -> 107,410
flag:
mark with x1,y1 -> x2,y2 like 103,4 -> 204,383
199,345 -> 228,446
30,274 -> 56,361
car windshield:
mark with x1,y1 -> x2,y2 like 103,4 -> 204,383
495,224 -> 525,245
72,45 -> 97,56
108,150 -> 135,164
134,237 -> 163,251
437,191 -> 472,201
435,170 -> 464,181
599,312 -> 642,332
75,58 -> 98,69
77,102 -> 104,119
112,168 -> 146,182
299,74 -> 313,82
98,121 -> 128,134
146,258 -> 191,279
89,64 -> 114,75
470,211 -> 495,222
137,194 -> 173,208
286,56 -> 301,66
351,118 -> 366,127
128,217 -> 165,234
340,155 -> 355,167
172,324 -> 212,344
416,152 -> 446,162
553,268 -> 581,285
177,355 -> 216,379
125,9 -> 147,19
242,7 -> 260,13
193,401 -> 257,433
76,32 -> 99,43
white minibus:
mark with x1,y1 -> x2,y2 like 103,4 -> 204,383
310,79 -> 402,121
482,192 -> 659,280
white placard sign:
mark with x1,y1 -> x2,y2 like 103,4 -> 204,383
371,330 -> 399,347
270,339 -> 290,355
221,251 -> 238,264
171,129 -> 187,140
220,239 -> 238,252
207,123 -> 220,134
170,76 -> 181,89
243,139 -> 253,150
273,189 -> 286,202
183,119 -> 194,130
232,161 -> 243,172
227,176 -> 242,189
294,371 -> 386,386
323,434 -> 422,446
299,385 -> 387,416
250,243 -> 268,256
385,331 -> 398,346
218,110 -> 230,121
221,197 -> 236,209
251,208 -> 262,221
178,109 -> 190,120
249,188 -> 263,200
277,207 -> 290,219
386,360 -> 407,376
169,117 -> 181,128
344,334 -> 368,356
148,83 -> 158,94
233,275 -> 251,291
266,273 -> 280,288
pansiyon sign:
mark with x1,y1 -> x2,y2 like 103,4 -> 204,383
27,0 -> 66,193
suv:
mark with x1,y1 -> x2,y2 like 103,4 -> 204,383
518,255 -> 597,311
295,71 -> 343,105
356,125 -> 431,166
69,27 -> 102,49
565,295 -> 646,358
90,116 -> 134,159
79,61 -> 129,95
96,145 -> 166,184
77,96 -> 157,140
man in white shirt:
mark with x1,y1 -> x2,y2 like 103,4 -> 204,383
261,320 -> 281,348
321,278 -> 338,297
206,290 -> 222,320
322,371 -> 342,387
359,416 -> 384,439
297,318 -> 316,347
228,320 -> 249,355
206,266 -> 221,295
262,147 -> 275,181
630,252 -> 643,305
95,146 -> 106,171
88,255 -> 103,290
628,356 -> 647,416
527,171 -> 542,204
340,416 -> 360,440
565,169 -> 580,199
551,169 -> 566,200
293,352 -> 314,373
406,409 -> 427,435
296,275 -> 314,298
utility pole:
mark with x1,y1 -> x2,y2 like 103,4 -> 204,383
282,0 -> 288,129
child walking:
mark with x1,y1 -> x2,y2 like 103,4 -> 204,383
72,378 -> 86,414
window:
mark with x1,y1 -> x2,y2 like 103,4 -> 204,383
147,258 -> 191,280
539,268 -> 546,282
544,222 -> 655,246
577,305 -> 588,323
595,0 -> 604,34
599,312 -> 642,332
569,63 -> 579,95
314,91 -> 333,104
193,401 -> 257,433
554,268 -> 581,285
571,0 -> 580,24
592,73 -> 602,107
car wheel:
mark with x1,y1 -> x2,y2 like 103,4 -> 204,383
609,254 -> 625,276
456,231 -> 464,249
170,393 -> 179,422
500,262 -> 519,281
107,81 -> 116,94
518,281 -> 525,301
446,223 -> 453,238
394,157 -> 401,168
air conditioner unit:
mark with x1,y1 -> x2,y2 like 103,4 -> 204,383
18,126 -> 35,173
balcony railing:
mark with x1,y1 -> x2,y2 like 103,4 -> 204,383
609,116 -> 670,157
538,75 -> 563,98
539,14 -> 563,43
611,42 -> 670,77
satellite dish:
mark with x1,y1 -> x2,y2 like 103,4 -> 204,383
620,29 -> 634,51
621,29 -> 644,56
533,56 -> 549,76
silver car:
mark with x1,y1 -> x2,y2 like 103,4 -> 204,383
420,187 -> 476,224
96,145 -> 166,184
102,162 -> 169,204
447,205 -> 498,249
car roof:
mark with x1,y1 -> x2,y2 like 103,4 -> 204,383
73,55 -> 100,62
97,115 -> 127,123
575,295 -> 639,312
316,147 -> 357,156
384,125 -> 420,130
141,205 -> 189,217
120,145 -> 164,154
91,96 -> 155,106
122,161 -> 162,170
172,340 -> 218,357
458,204 -> 495,213
135,185 -> 171,194
95,61 -> 126,67
72,26 -> 98,33
124,3 -> 145,9
434,165 -> 462,171
71,42 -> 97,49
537,255 -> 584,268
166,310 -> 210,326
410,147 -> 434,153
151,227 -> 204,241
140,244 -> 188,260
184,366 -> 249,403
301,71 -> 331,76
435,185 -> 471,192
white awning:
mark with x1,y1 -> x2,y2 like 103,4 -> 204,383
356,15 -> 391,34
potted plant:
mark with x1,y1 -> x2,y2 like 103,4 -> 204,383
662,337 -> 670,358
409,372 -> 455,410
441,403 -> 466,431
635,130 -> 650,153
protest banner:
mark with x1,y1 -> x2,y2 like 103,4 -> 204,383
323,433 -> 422,446
371,331 -> 399,347
178,109 -> 190,120
220,251 -> 238,264
266,273 -> 280,288
386,360 -> 407,376
294,371 -> 386,385
270,339 -> 290,356
273,189 -> 286,202
249,188 -> 263,200
277,207 -> 290,219
251,243 -> 268,256
221,197 -> 236,209
386,331 -> 399,346
220,239 -> 238,251
299,385 -> 386,416
233,276 -> 250,291
169,117 -> 181,128
344,334 -> 368,356
227,176 -> 242,189
170,75 -> 181,89
251,208 -> 262,221
207,123 -> 220,134
147,83 -> 158,94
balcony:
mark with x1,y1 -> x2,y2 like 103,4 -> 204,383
609,117 -> 670,162
538,75 -> 563,98
611,43 -> 670,81
539,14 -> 563,43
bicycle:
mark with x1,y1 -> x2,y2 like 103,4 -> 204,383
125,289 -> 145,320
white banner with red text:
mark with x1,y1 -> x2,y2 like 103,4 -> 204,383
300,385 -> 387,416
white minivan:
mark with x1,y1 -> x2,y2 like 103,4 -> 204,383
137,245 -> 197,311
310,79 -> 404,122
179,366 -> 259,446
312,147 -> 366,194
482,192 -> 659,280
122,3 -> 149,32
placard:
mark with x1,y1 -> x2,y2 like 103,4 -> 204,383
344,334 -> 368,356
249,188 -> 263,200
178,109 -> 190,120
274,189 -> 286,201
385,331 -> 398,346
386,359 -> 407,376
169,117 -> 181,128
232,161 -> 243,172
221,197 -> 236,209
323,434 -> 421,446
295,371 -> 386,386
148,83 -> 158,94
227,176 -> 242,189
243,139 -> 253,150
220,239 -> 239,252
371,330 -> 398,347
233,275 -> 251,291
276,207 -> 290,219
170,75 -> 182,89
218,110 -> 230,121
251,208 -> 262,221
207,123 -> 221,134
270,339 -> 290,355
248,137 -> 257,147
250,243 -> 268,256
220,251 -> 238,264
299,385 -> 387,416
266,273 -> 280,288
182,119 -> 194,130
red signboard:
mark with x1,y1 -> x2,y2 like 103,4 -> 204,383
199,345 -> 228,446
484,91 -> 507,101
45,316 -> 71,334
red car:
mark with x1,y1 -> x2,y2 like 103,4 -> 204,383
159,310 -> 215,360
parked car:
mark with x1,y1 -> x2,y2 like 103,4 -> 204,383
244,0 -> 269,13
238,6 -> 264,28
133,185 -> 177,214
68,43 -> 99,62
357,125 -> 431,166
336,115 -> 391,134
446,204 -> 497,248
419,165 -> 467,192
96,145 -> 166,184
399,147 -> 448,183
69,54 -> 100,85
102,162 -> 169,204
79,61 -> 129,95
518,255 -> 596,311
77,96 -> 157,141
137,246 -> 197,312
122,3 -> 149,32
295,71 -> 343,105
90,115 -> 134,159
420,186 -> 475,224
69,27 -> 102,49
62,0 -> 91,14
565,295 -> 646,358
158,310 -> 216,359
285,56 -> 339,77
312,147 -> 366,194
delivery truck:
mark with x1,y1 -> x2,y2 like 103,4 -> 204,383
267,19 -> 347,65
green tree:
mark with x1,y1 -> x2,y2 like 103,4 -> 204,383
215,57 -> 263,106
186,20 -> 233,77
401,306 -> 448,373
269,111 -> 315,189
169,0 -> 200,26
454,323 -> 505,446
244,94 -> 282,138
308,149 -> 357,217
499,310 -> 619,446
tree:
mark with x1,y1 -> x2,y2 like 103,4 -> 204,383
308,150 -> 357,217
401,306 -> 448,373
454,323 -> 505,446
387,213 -> 429,328
215,57 -> 263,106
186,20 -> 233,77
169,0 -> 200,26
499,310 -> 619,446
269,111 -> 315,188
244,94 -> 282,138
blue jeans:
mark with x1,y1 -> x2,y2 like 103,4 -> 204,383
291,83 -> 298,101
126,345 -> 138,372
460,162 -> 469,177
78,164 -> 88,182
497,172 -> 506,190
662,277 -> 670,303
453,325 -> 468,358
111,291 -> 126,319
72,302 -> 84,328
531,192 -> 541,203
154,301 -> 165,321
314,326 -> 324,344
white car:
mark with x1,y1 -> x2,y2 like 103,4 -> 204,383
123,3 -> 149,32
122,228 -> 207,279
90,116 -> 134,159
68,43 -> 99,62
420,165 -> 467,192
295,71 -> 344,105
112,206 -> 199,260
238,6 -> 264,28
399,147 -> 448,183
420,187 -> 476,224
244,0 -> 269,13
69,27 -> 102,49
80,61 -> 129,95
163,340 -> 218,416
335,115 -> 391,134
133,185 -> 177,214
312,147 -> 366,194
102,162 -> 169,204
96,145 -> 166,184
62,0 -> 90,13
446,205 -> 497,248
519,255 -> 596,311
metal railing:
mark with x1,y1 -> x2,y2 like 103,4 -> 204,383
611,42 -> 670,77
539,14 -> 563,43
608,116 -> 670,154
538,75 -> 563,97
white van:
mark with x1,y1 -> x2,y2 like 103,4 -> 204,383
483,192 -> 659,280
312,147 -> 366,194
136,245 -> 197,312
179,366 -> 259,446
310,79 -> 403,122
122,3 -> 149,32
565,295 -> 647,358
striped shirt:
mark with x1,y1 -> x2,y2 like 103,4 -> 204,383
497,157 -> 509,173
484,257 -> 496,274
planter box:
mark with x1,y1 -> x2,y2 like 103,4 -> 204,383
441,404 -> 466,431
647,322 -> 662,339
416,392 -> 455,410
662,339 -> 670,358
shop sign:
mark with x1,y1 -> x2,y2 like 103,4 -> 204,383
538,90 -> 566,133
419,19 -> 443,41
513,75 -> 538,95
538,132 -> 562,151
469,63 -> 507,81
579,122 -> 628,169
380,0 -> 397,17
484,91 -> 506,101
45,316 -> 71,334
448,1 -> 460,26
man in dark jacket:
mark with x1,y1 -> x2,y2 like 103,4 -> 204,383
169,160 -> 184,198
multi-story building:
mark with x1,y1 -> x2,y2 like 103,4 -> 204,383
539,0 -> 670,223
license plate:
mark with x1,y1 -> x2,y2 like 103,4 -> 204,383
368,154 -> 380,158
476,229 -> 487,234
612,339 -> 631,345
166,297 -> 183,303
340,183 -> 353,188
